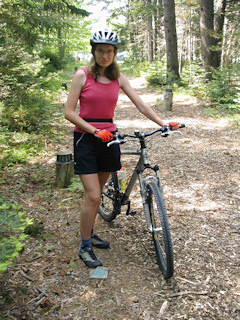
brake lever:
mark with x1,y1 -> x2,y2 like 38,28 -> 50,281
161,127 -> 182,137
107,138 -> 127,147
107,140 -> 119,147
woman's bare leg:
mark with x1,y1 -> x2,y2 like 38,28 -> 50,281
78,172 -> 111,267
79,172 -> 110,240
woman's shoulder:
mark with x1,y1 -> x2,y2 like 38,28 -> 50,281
72,68 -> 87,88
75,67 -> 87,77
118,72 -> 130,88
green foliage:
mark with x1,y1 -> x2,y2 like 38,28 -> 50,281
0,44 -> 67,136
0,0 -> 90,48
179,62 -> 208,97
0,0 -> 42,48
39,46 -> 63,73
134,59 -> 184,87
0,46 -> 55,133
0,200 -> 34,272
0,129 -> 56,169
67,177 -> 84,192
203,107 -> 240,127
135,58 -> 239,124
0,0 -> 91,135
205,66 -> 240,107
1,95 -> 53,134
173,61 -> 239,110
231,114 -> 240,127
121,60 -> 150,78
178,61 -> 205,84
144,59 -> 188,86
145,60 -> 168,86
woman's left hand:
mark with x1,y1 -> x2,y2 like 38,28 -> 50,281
168,122 -> 180,130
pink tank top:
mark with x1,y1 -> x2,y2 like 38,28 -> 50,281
74,68 -> 119,133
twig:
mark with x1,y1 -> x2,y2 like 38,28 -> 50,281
33,286 -> 44,294
34,296 -> 48,308
159,300 -> 169,315
176,276 -> 201,285
27,292 -> 49,310
167,291 -> 208,298
29,254 -> 43,262
27,292 -> 46,305
19,269 -> 34,281
115,293 -> 121,307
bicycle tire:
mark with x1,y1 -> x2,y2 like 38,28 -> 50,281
98,172 -> 120,222
146,182 -> 174,279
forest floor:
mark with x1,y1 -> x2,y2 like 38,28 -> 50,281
0,77 -> 240,320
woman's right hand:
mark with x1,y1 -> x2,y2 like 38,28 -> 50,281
94,129 -> 113,142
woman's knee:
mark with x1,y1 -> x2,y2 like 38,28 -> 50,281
80,174 -> 102,208
85,191 -> 101,207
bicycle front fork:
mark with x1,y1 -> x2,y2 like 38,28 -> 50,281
138,165 -> 162,233
138,173 -> 154,232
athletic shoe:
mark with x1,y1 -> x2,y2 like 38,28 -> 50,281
79,246 -> 102,268
91,234 -> 110,249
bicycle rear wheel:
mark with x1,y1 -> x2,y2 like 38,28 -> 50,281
146,182 -> 174,279
98,172 -> 120,222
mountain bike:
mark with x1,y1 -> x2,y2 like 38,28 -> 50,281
98,125 -> 185,279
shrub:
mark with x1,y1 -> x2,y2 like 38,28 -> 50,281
121,59 -> 150,78
0,46 -> 56,133
0,130 -> 46,168
39,46 -> 62,73
145,59 -> 184,87
0,200 -> 34,272
145,60 -> 167,86
1,90 -> 53,133
205,66 -> 240,108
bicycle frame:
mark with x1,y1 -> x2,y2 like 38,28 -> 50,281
119,143 -> 162,233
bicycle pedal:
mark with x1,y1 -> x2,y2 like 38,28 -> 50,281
127,210 -> 137,216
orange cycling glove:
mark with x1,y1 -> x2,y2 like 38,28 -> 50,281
94,129 -> 113,142
168,122 -> 179,129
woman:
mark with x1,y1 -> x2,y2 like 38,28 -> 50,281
65,30 -> 179,268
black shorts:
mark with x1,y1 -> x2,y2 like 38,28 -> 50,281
74,132 -> 121,175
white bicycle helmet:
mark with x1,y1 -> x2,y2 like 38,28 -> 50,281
90,29 -> 121,48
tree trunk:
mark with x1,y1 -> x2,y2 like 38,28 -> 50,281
213,0 -> 227,68
147,0 -> 153,62
58,28 -> 65,69
199,0 -> 215,80
155,0 -> 164,59
127,0 -> 139,59
163,0 -> 180,81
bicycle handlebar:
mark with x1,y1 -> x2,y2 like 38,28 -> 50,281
107,124 -> 185,147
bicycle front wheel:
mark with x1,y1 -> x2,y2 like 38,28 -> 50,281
146,182 -> 174,279
98,172 -> 120,222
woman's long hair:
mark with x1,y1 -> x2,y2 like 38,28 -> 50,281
87,46 -> 120,81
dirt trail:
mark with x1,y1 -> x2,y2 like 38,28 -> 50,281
1,78 -> 240,319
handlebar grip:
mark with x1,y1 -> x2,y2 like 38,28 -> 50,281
168,123 -> 185,130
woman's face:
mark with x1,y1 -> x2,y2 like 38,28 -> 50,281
94,44 -> 116,68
